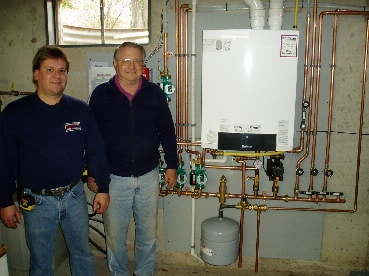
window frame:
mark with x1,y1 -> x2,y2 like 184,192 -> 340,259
45,0 -> 150,47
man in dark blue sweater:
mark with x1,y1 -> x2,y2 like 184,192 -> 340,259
0,45 -> 110,275
89,42 -> 178,276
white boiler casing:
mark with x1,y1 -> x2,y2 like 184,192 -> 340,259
201,29 -> 299,152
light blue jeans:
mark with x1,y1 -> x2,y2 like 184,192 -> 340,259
104,168 -> 159,276
22,181 -> 94,276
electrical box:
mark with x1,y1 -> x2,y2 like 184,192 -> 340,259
201,29 -> 299,151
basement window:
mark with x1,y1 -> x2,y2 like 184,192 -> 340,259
45,0 -> 149,46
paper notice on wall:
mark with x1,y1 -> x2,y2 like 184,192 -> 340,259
88,66 -> 116,97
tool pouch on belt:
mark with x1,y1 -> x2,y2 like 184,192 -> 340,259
17,187 -> 35,211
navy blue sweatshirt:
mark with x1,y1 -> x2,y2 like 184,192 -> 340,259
89,76 -> 178,177
0,93 -> 110,208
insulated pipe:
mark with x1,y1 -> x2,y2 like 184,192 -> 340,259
244,0 -> 265,29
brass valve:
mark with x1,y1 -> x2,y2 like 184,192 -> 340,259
191,188 -> 202,199
218,175 -> 227,204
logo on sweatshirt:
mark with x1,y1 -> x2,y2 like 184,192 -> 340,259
65,122 -> 81,132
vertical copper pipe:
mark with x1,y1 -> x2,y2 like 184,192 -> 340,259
175,0 -> 180,141
322,14 -> 338,192
183,7 -> 190,147
178,4 -> 190,148
236,160 -> 247,268
293,7 -> 312,195
295,0 -> 319,192
163,32 -> 169,76
178,3 -> 184,143
292,9 -> 311,154
255,209 -> 261,272
354,18 -> 369,212
308,0 -> 323,192
317,10 -> 369,197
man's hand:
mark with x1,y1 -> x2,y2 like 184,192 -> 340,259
0,205 -> 22,228
87,176 -> 99,193
93,193 -> 110,214
165,168 -> 177,190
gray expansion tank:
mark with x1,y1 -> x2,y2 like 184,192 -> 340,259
200,216 -> 239,266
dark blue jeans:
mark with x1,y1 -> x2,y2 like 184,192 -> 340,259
23,182 -> 94,276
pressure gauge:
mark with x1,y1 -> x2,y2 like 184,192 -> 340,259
253,159 -> 263,169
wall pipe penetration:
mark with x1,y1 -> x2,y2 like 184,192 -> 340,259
159,0 -> 369,272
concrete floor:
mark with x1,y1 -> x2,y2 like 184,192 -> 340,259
6,240 -> 366,275
51,249 -> 365,276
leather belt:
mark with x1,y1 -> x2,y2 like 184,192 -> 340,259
31,179 -> 80,196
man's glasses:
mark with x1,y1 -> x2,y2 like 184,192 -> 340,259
118,58 -> 144,67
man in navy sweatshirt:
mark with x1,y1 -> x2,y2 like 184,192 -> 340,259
89,42 -> 178,276
0,45 -> 110,275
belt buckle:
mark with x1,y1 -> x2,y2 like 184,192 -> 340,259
49,186 -> 67,196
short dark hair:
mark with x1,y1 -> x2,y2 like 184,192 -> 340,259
113,42 -> 146,61
32,45 -> 70,84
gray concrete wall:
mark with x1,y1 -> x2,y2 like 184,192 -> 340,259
0,0 -> 368,272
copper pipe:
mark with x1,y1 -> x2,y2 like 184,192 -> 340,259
177,141 -> 201,146
174,0 -> 180,141
162,32 -> 169,77
253,168 -> 260,196
322,13 -> 338,192
291,8 -> 311,154
308,0 -> 320,192
255,209 -> 261,272
0,91 -> 34,95
182,6 -> 190,147
175,0 -> 182,144
268,206 -> 356,213
313,9 -> 369,207
171,2 -> 368,271
354,18 -> 369,212
236,160 -> 247,268
0,91 -> 34,111
159,188 -> 346,204
295,0 -> 318,191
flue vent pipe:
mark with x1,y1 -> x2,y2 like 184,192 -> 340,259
268,0 -> 284,30
244,0 -> 265,29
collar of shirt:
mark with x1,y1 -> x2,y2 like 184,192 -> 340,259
114,75 -> 142,102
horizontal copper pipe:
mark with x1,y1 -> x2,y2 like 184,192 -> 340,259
159,189 -> 346,204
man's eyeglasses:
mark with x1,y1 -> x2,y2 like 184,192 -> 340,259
118,58 -> 144,67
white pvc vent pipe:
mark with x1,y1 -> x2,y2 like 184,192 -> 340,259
244,0 -> 265,29
268,0 -> 284,30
